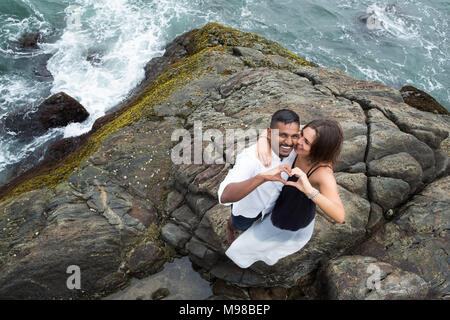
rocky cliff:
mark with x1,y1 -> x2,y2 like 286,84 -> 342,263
0,23 -> 448,300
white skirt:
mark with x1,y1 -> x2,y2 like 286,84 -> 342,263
225,214 -> 315,269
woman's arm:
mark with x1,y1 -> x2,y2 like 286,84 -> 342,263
286,167 -> 346,224
256,130 -> 272,167
310,173 -> 346,224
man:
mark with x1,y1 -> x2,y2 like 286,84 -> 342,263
218,109 -> 300,244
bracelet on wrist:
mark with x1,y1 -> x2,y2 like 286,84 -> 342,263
307,188 -> 319,199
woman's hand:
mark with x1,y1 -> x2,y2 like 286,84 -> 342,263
259,164 -> 292,184
286,167 -> 315,197
288,166 -> 346,224
256,131 -> 272,167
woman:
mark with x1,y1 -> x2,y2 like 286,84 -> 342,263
225,119 -> 345,268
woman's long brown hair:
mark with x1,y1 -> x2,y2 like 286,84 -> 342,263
302,119 -> 343,167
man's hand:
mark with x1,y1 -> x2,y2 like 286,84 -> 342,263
258,164 -> 291,184
220,164 -> 290,203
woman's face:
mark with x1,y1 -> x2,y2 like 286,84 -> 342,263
295,126 -> 316,156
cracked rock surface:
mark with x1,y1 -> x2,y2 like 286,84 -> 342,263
0,23 -> 448,299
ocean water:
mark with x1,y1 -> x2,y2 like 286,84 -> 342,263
0,0 -> 449,184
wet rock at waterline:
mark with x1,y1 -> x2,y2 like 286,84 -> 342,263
400,85 -> 449,116
15,31 -> 42,49
32,55 -> 54,82
0,23 -> 448,299
360,14 -> 383,30
2,92 -> 89,139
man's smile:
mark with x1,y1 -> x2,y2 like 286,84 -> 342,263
280,145 -> 293,152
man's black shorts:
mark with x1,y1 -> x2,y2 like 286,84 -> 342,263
231,212 -> 262,231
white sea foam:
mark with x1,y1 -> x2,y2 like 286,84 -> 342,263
0,74 -> 45,114
0,128 -> 62,172
41,0 -> 190,138
20,0 -> 46,22
1,0 -> 199,170
365,4 -> 420,39
0,15 -> 49,57
44,1 -> 212,140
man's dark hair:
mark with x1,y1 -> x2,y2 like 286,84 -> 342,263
270,109 -> 300,128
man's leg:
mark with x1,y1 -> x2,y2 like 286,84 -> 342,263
226,216 -> 239,245
226,213 -> 262,245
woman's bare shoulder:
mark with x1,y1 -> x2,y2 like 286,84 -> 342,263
310,163 -> 335,185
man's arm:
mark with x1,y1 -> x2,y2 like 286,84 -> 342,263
220,165 -> 291,204
220,175 -> 265,204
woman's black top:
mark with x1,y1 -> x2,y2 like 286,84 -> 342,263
271,159 -> 332,231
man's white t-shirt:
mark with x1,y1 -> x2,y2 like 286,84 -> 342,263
217,144 -> 297,219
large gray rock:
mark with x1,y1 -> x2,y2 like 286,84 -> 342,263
0,118 -> 181,299
335,172 -> 367,199
354,176 -> 450,299
319,255 -> 429,299
368,152 -> 423,192
366,109 -> 436,180
376,96 -> 449,149
161,222 -> 191,250
0,187 -> 124,299
368,177 -> 410,212
170,205 -> 200,231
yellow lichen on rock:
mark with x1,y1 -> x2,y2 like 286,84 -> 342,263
188,23 -> 312,66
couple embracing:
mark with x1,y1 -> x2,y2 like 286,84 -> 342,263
218,109 -> 345,269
